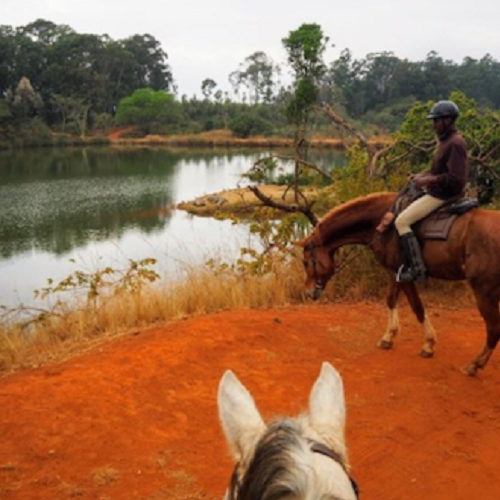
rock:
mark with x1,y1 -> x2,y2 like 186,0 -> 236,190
207,194 -> 228,206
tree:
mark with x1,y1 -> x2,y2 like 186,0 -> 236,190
245,23 -> 331,218
201,78 -> 217,100
20,19 -> 73,45
282,24 -> 328,125
67,98 -> 90,138
120,34 -> 173,91
372,91 -> 500,202
421,51 -> 454,100
229,113 -> 272,138
0,98 -> 12,124
5,76 -> 43,121
116,88 -> 182,134
51,94 -> 90,135
282,24 -> 328,81
0,26 -> 17,94
229,51 -> 280,104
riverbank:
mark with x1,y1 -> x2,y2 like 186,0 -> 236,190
1,128 -> 391,150
176,184 -> 327,217
110,128 -> 391,149
0,250 -> 474,376
0,130 -> 110,150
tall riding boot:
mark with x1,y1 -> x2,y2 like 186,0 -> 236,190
396,232 -> 427,283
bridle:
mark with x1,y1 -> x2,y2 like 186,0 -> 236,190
305,242 -> 329,293
305,242 -> 362,291
309,440 -> 359,499
226,439 -> 359,500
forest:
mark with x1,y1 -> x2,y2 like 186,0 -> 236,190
1,18 -> 500,147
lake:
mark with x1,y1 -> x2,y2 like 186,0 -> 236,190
0,146 -> 346,308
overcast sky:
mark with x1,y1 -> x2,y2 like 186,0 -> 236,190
4,0 -> 500,98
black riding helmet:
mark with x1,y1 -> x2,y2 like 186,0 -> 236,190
427,100 -> 460,120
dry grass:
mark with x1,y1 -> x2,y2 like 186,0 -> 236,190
0,254 -> 475,375
177,184 -> 322,217
0,463 -> 17,472
60,482 -> 86,497
91,466 -> 120,486
0,258 -> 305,374
111,129 -> 391,149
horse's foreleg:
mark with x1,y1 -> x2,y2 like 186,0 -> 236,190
462,285 -> 500,376
378,277 -> 401,350
402,282 -> 437,357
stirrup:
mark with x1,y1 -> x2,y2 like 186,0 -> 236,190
396,264 -> 426,283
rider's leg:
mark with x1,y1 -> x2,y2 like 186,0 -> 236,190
394,195 -> 446,282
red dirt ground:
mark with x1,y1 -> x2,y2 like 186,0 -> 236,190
1,303 -> 500,500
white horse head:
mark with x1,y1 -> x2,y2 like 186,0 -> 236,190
218,362 -> 358,500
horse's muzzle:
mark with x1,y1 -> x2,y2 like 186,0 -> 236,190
308,284 -> 324,301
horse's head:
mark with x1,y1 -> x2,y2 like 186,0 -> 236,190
296,239 -> 336,300
218,363 -> 358,500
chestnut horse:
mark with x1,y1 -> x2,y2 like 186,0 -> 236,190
297,192 -> 500,376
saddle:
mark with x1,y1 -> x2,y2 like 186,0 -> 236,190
391,184 -> 479,240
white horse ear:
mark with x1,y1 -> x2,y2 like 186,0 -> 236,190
218,370 -> 266,464
309,362 -> 346,448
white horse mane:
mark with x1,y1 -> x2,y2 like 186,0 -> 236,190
217,363 -> 357,500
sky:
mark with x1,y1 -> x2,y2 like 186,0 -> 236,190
3,0 -> 500,98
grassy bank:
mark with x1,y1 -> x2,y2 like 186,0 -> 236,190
176,184 -> 325,217
111,129 -> 392,149
1,128 -> 390,150
0,253 -> 474,375
0,132 -> 110,150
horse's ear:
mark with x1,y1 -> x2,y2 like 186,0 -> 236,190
308,362 -> 347,451
218,370 -> 266,464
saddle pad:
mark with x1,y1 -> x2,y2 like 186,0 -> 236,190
417,212 -> 458,240
392,184 -> 478,241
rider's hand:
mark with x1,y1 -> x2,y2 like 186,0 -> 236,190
413,174 -> 437,188
376,211 -> 395,233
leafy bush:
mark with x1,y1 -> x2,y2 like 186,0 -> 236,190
116,88 -> 184,135
229,113 -> 272,138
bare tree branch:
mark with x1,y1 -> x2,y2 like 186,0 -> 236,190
318,104 -> 376,159
374,139 -> 436,175
248,186 -> 318,226
469,156 -> 500,179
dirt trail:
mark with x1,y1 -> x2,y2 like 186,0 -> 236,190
107,128 -> 135,141
1,303 -> 500,500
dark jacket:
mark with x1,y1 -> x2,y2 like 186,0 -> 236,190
427,127 -> 468,199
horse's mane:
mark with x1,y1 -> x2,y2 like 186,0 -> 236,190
311,192 -> 395,244
237,419 -> 308,500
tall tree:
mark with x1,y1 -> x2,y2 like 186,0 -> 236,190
201,78 -> 217,99
5,76 -> 43,121
229,51 -> 280,104
282,23 -> 328,125
121,34 -> 173,91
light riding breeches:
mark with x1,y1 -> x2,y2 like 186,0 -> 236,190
394,194 -> 446,236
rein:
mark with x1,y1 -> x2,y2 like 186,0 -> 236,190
306,241 -> 367,289
309,440 -> 360,499
226,439 -> 359,500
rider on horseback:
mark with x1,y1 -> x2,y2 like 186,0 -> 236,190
378,100 -> 468,282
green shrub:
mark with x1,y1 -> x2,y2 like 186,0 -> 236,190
229,113 -> 272,138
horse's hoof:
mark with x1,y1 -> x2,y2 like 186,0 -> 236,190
461,363 -> 478,376
378,340 -> 393,350
419,350 -> 434,358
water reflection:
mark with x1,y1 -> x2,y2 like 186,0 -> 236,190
0,146 -> 346,306
0,148 -> 181,257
